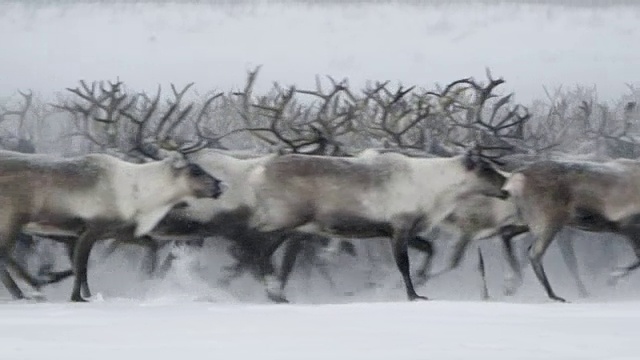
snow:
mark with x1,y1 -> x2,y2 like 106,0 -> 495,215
0,235 -> 635,359
0,299 -> 638,360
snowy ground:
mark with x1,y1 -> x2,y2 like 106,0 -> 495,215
0,234 -> 637,359
1,299 -> 639,360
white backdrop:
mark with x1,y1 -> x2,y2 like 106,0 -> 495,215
1,1 -> 638,103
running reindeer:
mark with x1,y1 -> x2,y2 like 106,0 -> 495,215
414,192 -> 591,300
501,157 -> 640,302
346,73 -> 533,298
234,146 -> 508,301
0,143 -> 224,302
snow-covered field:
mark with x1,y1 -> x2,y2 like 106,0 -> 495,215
1,300 -> 639,360
0,232 -> 636,359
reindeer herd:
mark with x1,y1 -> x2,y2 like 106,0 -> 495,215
1,69 -> 640,304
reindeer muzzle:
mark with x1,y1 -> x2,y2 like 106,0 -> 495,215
498,189 -> 510,200
212,179 -> 227,199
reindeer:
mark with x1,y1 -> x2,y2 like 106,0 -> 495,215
233,148 -> 508,300
413,195 -> 526,288
500,158 -> 640,302
89,146 -> 500,303
340,149 -> 590,300
0,147 -> 224,302
135,149 -> 297,302
413,193 -> 590,299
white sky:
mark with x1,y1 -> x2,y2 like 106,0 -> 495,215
1,1 -> 638,103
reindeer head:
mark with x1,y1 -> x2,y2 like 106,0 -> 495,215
141,140 -> 225,200
461,149 -> 509,200
169,153 -> 225,200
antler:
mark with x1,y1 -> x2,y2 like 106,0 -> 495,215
118,86 -> 163,160
55,80 -> 135,124
119,83 -> 221,160
433,69 -> 531,156
361,82 -> 431,150
0,90 -> 32,126
53,80 -> 137,150
291,75 -> 358,155
0,90 -> 37,152
192,91 -> 227,150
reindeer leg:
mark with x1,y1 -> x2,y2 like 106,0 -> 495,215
277,237 -> 303,292
43,269 -> 74,284
11,238 -> 76,293
0,248 -> 26,300
260,234 -> 291,304
425,234 -> 473,280
478,247 -> 489,301
101,239 -> 121,262
499,224 -> 529,296
104,232 -> 158,276
155,241 -> 184,278
610,261 -> 640,282
556,231 -> 588,298
447,233 -> 473,272
0,220 -> 28,300
528,226 -> 566,303
609,226 -> 640,283
338,240 -> 357,257
218,261 -> 245,287
259,254 -> 287,304
3,257 -> 63,301
315,258 -> 337,290
71,227 -> 102,302
7,234 -> 66,292
147,241 -> 172,279
6,257 -> 65,290
136,236 -> 159,276
0,269 -> 26,300
64,241 -> 75,265
410,235 -> 434,287
391,224 -> 427,301
12,232 -> 35,274
63,238 -> 90,299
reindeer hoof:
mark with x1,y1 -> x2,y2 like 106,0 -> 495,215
550,295 -> 568,303
409,294 -> 429,301
503,283 -> 521,297
577,288 -> 590,299
607,270 -> 629,287
46,270 -> 74,285
70,294 -> 88,303
503,276 -> 523,297
607,277 -> 622,287
267,292 -> 289,304
610,267 -> 626,277
25,293 -> 47,302
608,268 -> 628,286
340,241 -> 357,257
503,287 -> 516,297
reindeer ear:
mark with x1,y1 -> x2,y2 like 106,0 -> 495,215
167,151 -> 189,170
